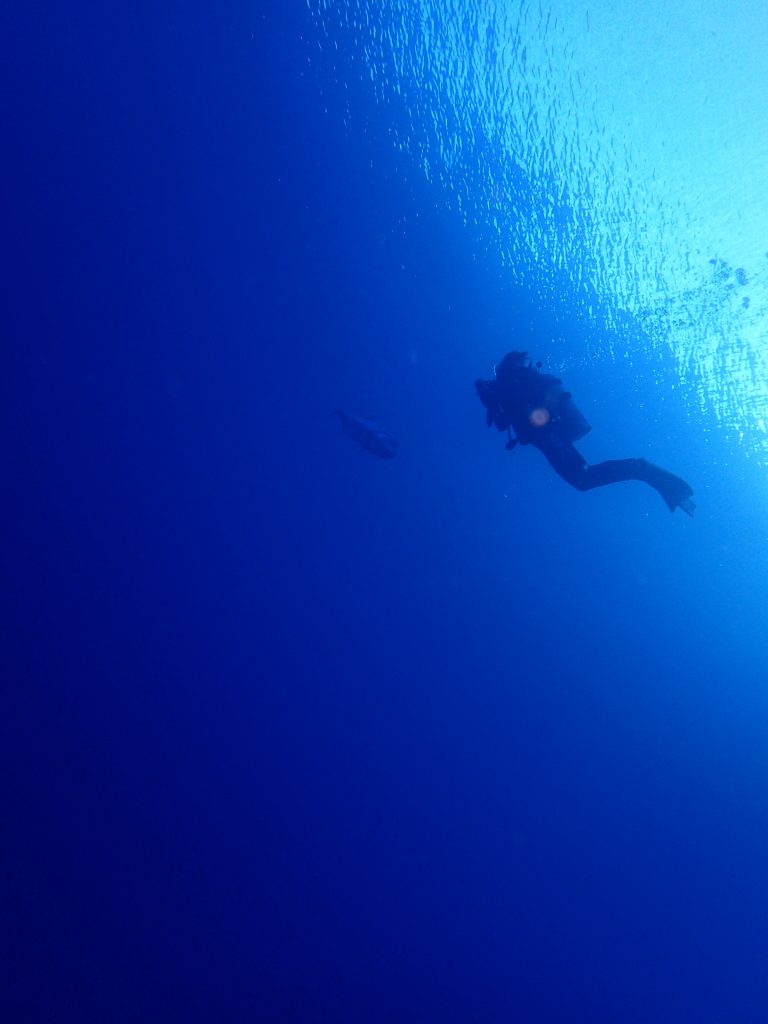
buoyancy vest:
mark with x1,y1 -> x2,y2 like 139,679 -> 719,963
497,367 -> 591,444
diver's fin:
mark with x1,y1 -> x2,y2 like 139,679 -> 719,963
660,478 -> 694,515
638,461 -> 694,516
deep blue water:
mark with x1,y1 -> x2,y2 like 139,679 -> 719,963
5,2 -> 768,1021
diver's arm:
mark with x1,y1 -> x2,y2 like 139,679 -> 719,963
505,429 -> 519,451
475,379 -> 509,430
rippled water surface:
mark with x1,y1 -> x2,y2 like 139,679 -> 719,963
309,0 -> 768,456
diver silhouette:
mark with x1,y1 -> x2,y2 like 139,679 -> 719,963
475,351 -> 695,516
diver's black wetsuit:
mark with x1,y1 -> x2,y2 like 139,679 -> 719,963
476,353 -> 694,515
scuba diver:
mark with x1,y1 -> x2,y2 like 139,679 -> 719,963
475,351 -> 695,516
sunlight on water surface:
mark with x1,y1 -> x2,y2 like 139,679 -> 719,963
308,0 -> 768,458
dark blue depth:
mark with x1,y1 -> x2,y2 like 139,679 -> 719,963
4,3 -> 768,1022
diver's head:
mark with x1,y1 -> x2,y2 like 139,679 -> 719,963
495,350 -> 529,381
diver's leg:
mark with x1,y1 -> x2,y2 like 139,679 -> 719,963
533,436 -> 695,515
531,433 -> 605,489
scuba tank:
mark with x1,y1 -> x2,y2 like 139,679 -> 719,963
548,385 -> 591,442
523,356 -> 591,443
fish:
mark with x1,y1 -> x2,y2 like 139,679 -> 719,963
334,410 -> 398,459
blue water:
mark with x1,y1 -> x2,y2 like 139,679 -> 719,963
5,1 -> 768,1021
